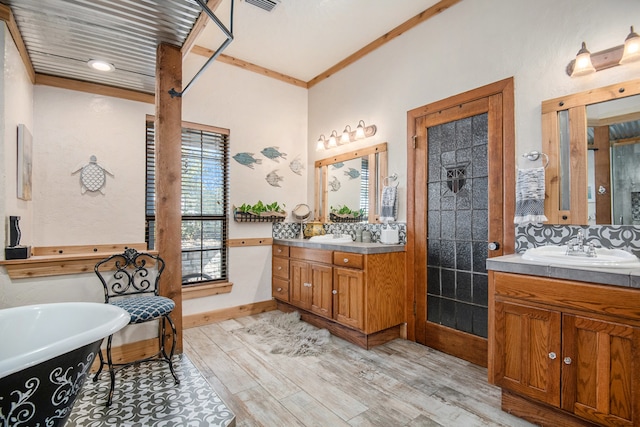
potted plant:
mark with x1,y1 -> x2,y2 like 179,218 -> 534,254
329,205 -> 364,223
234,201 -> 287,222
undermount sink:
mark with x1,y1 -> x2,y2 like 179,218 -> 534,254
308,234 -> 354,243
522,245 -> 640,268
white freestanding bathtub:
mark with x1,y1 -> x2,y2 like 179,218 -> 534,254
0,302 -> 130,427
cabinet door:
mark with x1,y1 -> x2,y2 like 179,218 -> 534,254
309,262 -> 333,318
333,267 -> 365,331
290,260 -> 311,309
494,300 -> 561,407
562,314 -> 639,427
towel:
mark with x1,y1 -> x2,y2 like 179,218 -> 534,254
514,167 -> 548,225
380,185 -> 398,223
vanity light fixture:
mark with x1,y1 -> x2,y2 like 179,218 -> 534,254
327,130 -> 339,148
316,134 -> 327,151
620,26 -> 640,64
567,25 -> 640,77
341,125 -> 352,144
87,59 -> 115,72
316,120 -> 377,150
570,42 -> 596,77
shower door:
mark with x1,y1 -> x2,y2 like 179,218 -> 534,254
407,79 -> 515,367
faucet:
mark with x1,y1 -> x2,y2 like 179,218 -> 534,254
566,229 -> 597,257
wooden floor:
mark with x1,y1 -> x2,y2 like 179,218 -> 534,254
184,310 -> 535,427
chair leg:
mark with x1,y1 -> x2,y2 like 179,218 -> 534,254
163,314 -> 180,385
105,334 -> 116,407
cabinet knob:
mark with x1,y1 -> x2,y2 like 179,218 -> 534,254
332,290 -> 337,295
277,287 -> 282,292
277,249 -> 282,253
563,357 -> 572,365
303,282 -> 312,287
344,258 -> 349,263
548,352 -> 557,360
277,266 -> 282,270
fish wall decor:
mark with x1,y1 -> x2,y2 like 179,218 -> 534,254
331,162 -> 344,169
261,146 -> 287,162
344,167 -> 360,180
266,170 -> 284,187
289,156 -> 304,176
329,176 -> 341,192
233,152 -> 262,169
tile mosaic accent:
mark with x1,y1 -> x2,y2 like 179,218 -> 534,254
516,224 -> 640,258
272,222 -> 407,245
632,192 -> 640,222
67,355 -> 235,426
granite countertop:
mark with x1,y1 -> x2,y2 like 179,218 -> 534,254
273,238 -> 406,254
487,254 -> 640,289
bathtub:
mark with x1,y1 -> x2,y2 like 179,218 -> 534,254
0,302 -> 130,427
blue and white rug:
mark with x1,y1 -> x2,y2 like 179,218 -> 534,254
67,354 -> 235,426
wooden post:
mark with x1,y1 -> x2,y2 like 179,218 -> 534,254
155,42 -> 183,353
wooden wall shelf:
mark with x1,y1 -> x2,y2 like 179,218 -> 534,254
0,243 -> 148,279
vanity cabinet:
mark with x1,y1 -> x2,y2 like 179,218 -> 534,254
489,271 -> 640,427
271,243 -> 405,349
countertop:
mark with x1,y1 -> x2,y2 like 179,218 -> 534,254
273,238 -> 406,255
487,254 -> 640,289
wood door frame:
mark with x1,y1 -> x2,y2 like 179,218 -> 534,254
405,78 -> 515,365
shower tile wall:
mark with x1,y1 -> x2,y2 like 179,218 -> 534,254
427,113 -> 489,338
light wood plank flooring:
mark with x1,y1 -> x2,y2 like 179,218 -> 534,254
184,310 -> 535,427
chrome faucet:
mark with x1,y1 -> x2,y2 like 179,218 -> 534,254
566,229 -> 597,257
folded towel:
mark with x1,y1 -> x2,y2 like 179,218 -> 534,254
514,167 -> 548,225
380,185 -> 398,223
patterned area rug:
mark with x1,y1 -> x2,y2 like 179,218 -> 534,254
67,354 -> 235,427
236,310 -> 331,357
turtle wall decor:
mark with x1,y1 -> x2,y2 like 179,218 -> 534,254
71,155 -> 114,194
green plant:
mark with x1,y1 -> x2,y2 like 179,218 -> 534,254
330,205 -> 363,217
238,201 -> 285,214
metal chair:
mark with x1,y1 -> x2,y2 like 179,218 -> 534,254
93,247 -> 179,406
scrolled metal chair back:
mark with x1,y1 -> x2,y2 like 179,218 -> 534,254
95,247 -> 165,302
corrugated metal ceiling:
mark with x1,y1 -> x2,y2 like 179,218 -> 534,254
1,0 -> 202,94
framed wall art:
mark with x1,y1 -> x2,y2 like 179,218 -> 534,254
17,124 -> 32,201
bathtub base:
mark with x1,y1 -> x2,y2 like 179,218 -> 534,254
0,340 -> 101,427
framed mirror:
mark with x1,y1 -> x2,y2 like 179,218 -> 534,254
314,142 -> 387,223
541,78 -> 640,225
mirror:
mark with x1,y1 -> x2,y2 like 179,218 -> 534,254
541,78 -> 640,225
314,143 -> 387,223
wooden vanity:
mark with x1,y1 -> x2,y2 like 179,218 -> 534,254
272,239 -> 405,349
487,256 -> 640,427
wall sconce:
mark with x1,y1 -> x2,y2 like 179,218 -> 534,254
316,120 -> 377,150
567,25 -> 640,77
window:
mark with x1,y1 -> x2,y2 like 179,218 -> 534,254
145,120 -> 230,285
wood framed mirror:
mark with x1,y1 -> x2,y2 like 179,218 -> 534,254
542,78 -> 640,225
314,142 -> 388,223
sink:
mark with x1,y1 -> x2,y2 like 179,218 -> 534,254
522,245 -> 640,268
308,234 -> 353,243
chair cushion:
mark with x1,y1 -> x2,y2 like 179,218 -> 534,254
111,296 -> 175,324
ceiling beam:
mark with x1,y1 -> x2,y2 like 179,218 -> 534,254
191,45 -> 308,88
307,0 -> 462,88
182,0 -> 224,58
35,74 -> 155,104
0,4 -> 35,83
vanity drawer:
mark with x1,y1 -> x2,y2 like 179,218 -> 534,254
290,247 -> 332,264
272,277 -> 289,301
273,244 -> 289,257
333,251 -> 364,269
272,257 -> 289,279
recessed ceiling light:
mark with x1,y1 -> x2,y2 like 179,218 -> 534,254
88,59 -> 115,72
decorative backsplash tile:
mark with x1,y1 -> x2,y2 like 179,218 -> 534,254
632,192 -> 640,222
272,222 -> 407,245
516,224 -> 640,257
